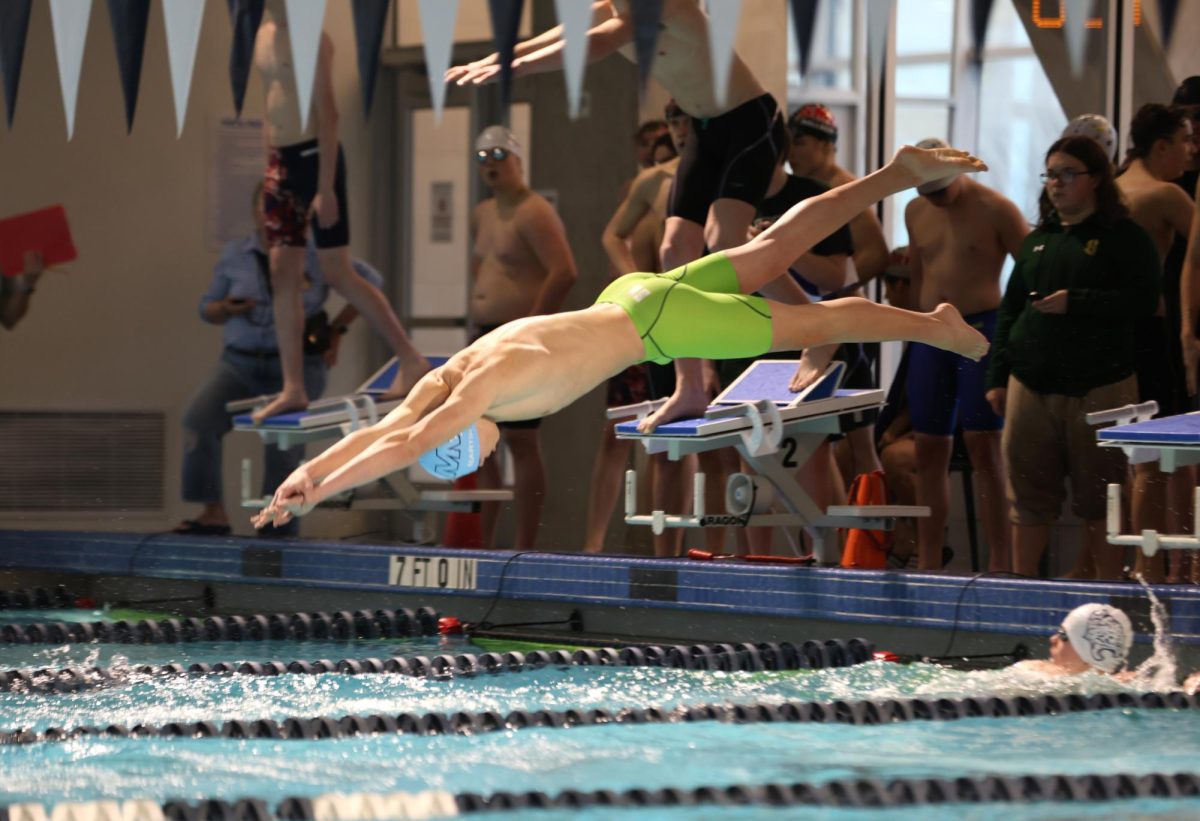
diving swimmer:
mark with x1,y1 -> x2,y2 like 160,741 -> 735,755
253,145 -> 991,529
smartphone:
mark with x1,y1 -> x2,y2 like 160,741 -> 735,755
1028,291 -> 1041,301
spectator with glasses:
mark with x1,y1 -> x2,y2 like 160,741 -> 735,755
176,183 -> 381,537
986,136 -> 1161,580
469,126 -> 578,549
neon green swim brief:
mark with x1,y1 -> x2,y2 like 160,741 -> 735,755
594,252 -> 774,366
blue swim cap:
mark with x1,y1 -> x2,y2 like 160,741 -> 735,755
418,424 -> 482,480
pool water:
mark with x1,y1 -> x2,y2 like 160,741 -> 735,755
3,634 -> 1200,819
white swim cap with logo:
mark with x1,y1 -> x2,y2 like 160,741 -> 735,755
1061,604 -> 1133,673
475,125 -> 523,161
1062,114 -> 1117,162
914,137 -> 959,194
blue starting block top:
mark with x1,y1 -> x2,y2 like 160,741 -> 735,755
615,388 -> 874,436
714,360 -> 843,405
1098,412 -> 1200,445
233,355 -> 450,427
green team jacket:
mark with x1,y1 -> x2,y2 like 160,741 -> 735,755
985,213 -> 1161,397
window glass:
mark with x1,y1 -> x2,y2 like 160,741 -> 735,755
895,0 -> 954,56
895,63 -> 952,98
787,0 -> 854,91
891,103 -> 951,247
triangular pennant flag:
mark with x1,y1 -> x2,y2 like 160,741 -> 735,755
162,0 -> 205,137
0,0 -> 33,127
1063,0 -> 1091,78
554,0 -> 591,119
486,0 -> 523,119
49,0 -> 93,140
1157,0 -> 1179,48
417,0 -> 457,122
968,0 -> 994,63
106,0 -> 151,132
630,0 -> 664,96
789,0 -> 818,79
227,0 -> 264,117
284,0 -> 325,132
351,0 -> 389,118
865,0 -> 891,86
705,0 -> 741,109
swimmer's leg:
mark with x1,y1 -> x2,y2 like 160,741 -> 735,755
317,246 -> 430,397
768,298 -> 990,361
253,245 -> 310,423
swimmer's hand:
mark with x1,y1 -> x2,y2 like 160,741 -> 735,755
789,345 -> 837,393
891,144 -> 987,189
445,56 -> 496,85
312,189 -> 339,229
450,61 -> 503,86
1031,289 -> 1068,315
253,468 -> 316,529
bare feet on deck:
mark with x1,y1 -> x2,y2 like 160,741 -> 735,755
931,303 -> 990,361
251,388 -> 309,425
379,356 -> 433,401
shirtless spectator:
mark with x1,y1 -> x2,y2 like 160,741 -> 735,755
1116,105 -> 1196,583
470,126 -> 578,549
251,0 -> 428,422
0,251 -> 43,333
787,105 -> 890,291
586,111 -> 686,555
448,0 -> 791,432
904,137 -> 1029,572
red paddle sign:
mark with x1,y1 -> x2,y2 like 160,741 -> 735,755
0,205 -> 77,276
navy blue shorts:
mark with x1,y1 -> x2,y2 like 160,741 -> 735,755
906,308 -> 1003,436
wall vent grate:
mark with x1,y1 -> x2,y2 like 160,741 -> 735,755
0,412 -> 164,512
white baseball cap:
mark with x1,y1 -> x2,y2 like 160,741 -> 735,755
1061,603 -> 1133,673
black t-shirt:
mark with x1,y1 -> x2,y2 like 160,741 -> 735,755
756,175 -> 854,258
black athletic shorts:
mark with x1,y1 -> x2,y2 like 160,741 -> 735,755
668,93 -> 789,225
263,139 -> 350,249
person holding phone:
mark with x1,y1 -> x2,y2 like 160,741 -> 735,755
176,184 -> 380,537
0,250 -> 44,332
986,136 -> 1162,580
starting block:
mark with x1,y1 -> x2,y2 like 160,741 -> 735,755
1095,403 -> 1200,557
614,361 -> 929,564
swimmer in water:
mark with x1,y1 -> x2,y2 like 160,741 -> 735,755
1013,604 -> 1133,676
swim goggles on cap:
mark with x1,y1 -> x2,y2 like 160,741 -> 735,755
476,147 -> 510,164
418,424 -> 482,481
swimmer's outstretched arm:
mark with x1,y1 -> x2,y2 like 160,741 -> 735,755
449,4 -> 632,86
723,146 -> 986,296
253,377 -> 493,529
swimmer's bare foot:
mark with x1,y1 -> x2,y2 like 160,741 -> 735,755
892,144 -> 987,187
638,382 -> 711,433
379,356 -> 433,401
251,389 -> 309,424
930,303 -> 989,361
789,345 -> 837,393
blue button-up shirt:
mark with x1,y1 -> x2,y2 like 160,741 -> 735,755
198,235 -> 385,353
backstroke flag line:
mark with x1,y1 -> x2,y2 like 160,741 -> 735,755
106,0 -> 151,132
554,0 -> 592,119
705,0 -> 741,109
418,0 -> 457,122
0,0 -> 33,127
284,0 -> 326,132
351,0 -> 390,118
49,0 -> 93,140
162,0 -> 205,136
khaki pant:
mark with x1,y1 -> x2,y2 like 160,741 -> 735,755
1002,375 -> 1135,524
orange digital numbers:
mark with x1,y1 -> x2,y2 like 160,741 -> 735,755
1031,0 -> 1141,29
